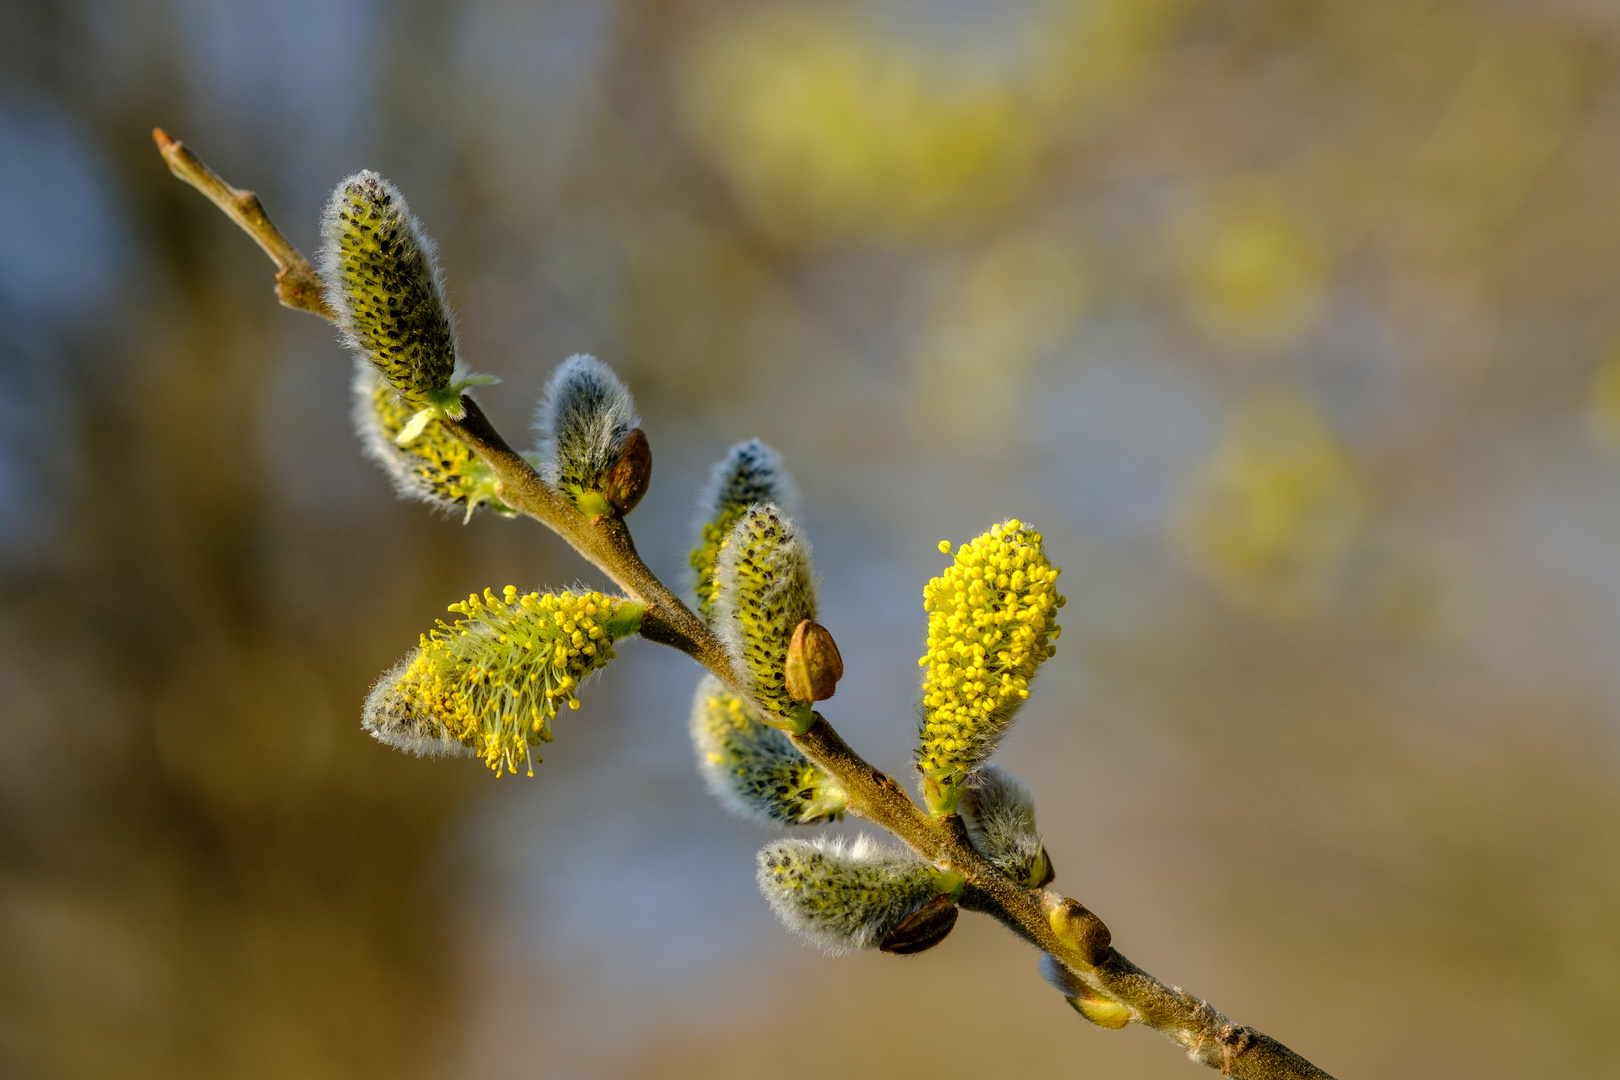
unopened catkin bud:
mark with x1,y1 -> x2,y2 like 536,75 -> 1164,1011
689,675 -> 847,825
756,836 -> 960,954
320,172 -> 458,407
364,588 -> 644,776
690,440 -> 798,618
533,355 -> 641,517
916,520 -> 1064,816
1043,892 -> 1113,967
1039,953 -> 1131,1029
959,765 -> 1053,888
603,427 -> 652,515
712,503 -> 817,729
785,620 -> 843,703
351,361 -> 509,520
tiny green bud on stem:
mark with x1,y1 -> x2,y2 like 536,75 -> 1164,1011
1039,953 -> 1132,1029
785,619 -> 843,702
1043,892 -> 1113,967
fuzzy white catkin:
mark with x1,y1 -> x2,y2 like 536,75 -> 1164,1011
689,675 -> 846,825
350,360 -> 502,517
319,171 -> 458,404
959,764 -> 1048,886
756,835 -> 942,954
533,354 -> 640,495
689,440 -> 798,617
711,503 -> 817,719
362,655 -> 473,759
704,440 -> 799,517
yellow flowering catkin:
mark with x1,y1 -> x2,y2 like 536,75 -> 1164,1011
689,675 -> 846,825
712,503 -> 817,727
320,171 -> 457,406
364,588 -> 644,776
351,361 -> 506,519
756,836 -> 949,954
917,520 -> 1064,816
690,440 -> 796,618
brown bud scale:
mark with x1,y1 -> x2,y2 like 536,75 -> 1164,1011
879,894 -> 958,955
605,427 -> 652,515
785,619 -> 844,702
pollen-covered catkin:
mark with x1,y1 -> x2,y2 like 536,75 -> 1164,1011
364,588 -> 644,776
959,764 -> 1051,887
690,440 -> 798,617
351,361 -> 505,518
534,355 -> 640,514
690,675 -> 847,825
712,503 -> 817,726
320,171 -> 457,405
917,520 -> 1064,816
756,836 -> 948,954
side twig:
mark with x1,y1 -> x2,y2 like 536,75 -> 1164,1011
154,128 -> 334,318
154,130 -> 1335,1080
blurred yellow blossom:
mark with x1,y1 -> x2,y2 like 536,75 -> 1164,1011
1175,390 -> 1366,618
1362,540 -> 1480,649
677,9 -> 1038,245
1027,0 -> 1192,109
910,230 -> 1088,442
1586,344 -> 1620,454
1177,192 -> 1329,351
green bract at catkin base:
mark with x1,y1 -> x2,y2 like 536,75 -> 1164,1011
320,171 -> 493,434
916,519 -> 1065,817
690,675 -> 847,826
364,588 -> 644,776
960,764 -> 1052,888
757,835 -> 964,954
712,503 -> 817,730
533,355 -> 640,517
352,361 -> 513,521
689,440 -> 797,618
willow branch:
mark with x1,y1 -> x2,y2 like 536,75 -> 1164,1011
155,132 -> 1335,1080
153,128 -> 334,318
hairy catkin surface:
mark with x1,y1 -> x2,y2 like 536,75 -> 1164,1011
320,171 -> 457,404
690,440 -> 797,617
365,588 -> 641,775
960,764 -> 1047,886
712,503 -> 816,720
351,361 -> 499,515
757,835 -> 940,953
690,675 -> 846,825
534,354 -> 639,497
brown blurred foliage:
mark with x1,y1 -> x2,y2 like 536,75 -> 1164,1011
3,1 -> 1620,1078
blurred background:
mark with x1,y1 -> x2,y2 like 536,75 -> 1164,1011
3,0 -> 1619,1077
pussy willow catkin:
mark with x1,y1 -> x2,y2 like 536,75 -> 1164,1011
917,520 -> 1063,815
365,588 -> 643,775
